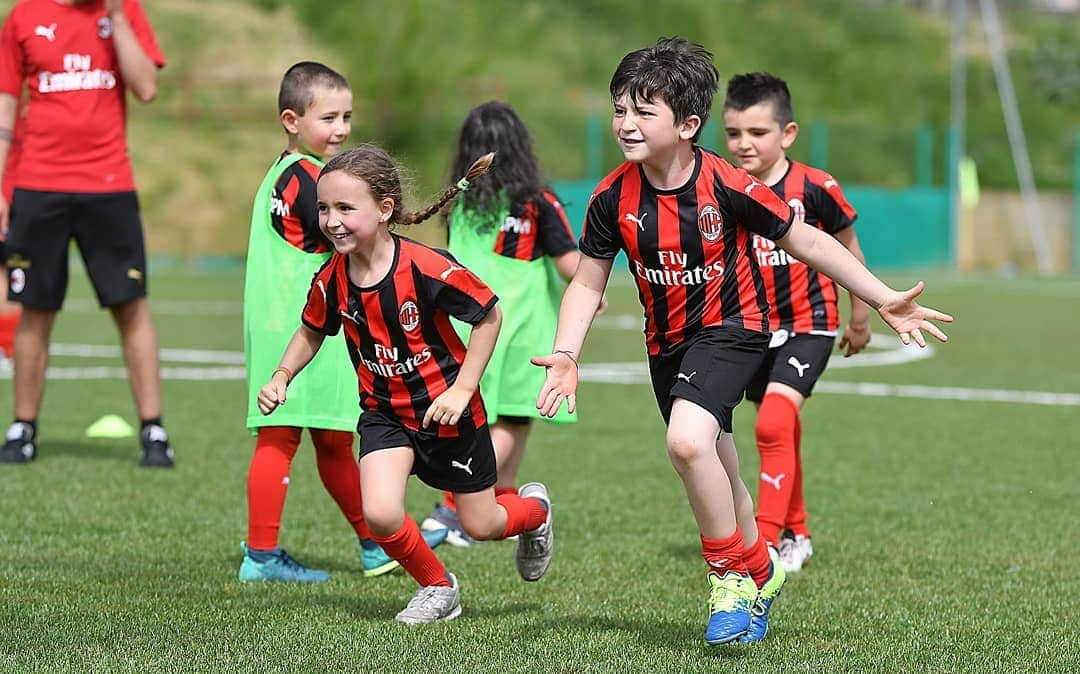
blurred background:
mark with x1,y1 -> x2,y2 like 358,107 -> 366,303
15,0 -> 1080,271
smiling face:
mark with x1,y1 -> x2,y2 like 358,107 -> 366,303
722,101 -> 798,182
283,84 -> 353,160
317,170 -> 394,255
611,92 -> 700,169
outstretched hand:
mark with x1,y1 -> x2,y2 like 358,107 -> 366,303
877,281 -> 953,347
531,352 -> 579,417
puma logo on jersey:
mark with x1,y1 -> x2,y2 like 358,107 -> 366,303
450,457 -> 474,475
824,177 -> 838,189
625,212 -> 647,230
35,24 -> 57,41
440,263 -> 465,281
760,472 -> 786,491
788,356 -> 810,377
676,371 -> 697,383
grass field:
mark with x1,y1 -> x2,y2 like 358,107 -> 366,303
1,266 -> 1078,672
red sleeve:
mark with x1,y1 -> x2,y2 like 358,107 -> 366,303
301,258 -> 342,336
420,248 -> 497,325
124,1 -> 166,68
0,9 -> 25,96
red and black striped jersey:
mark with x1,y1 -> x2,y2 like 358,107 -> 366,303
580,147 -> 794,355
753,161 -> 857,335
301,235 -> 498,437
270,152 -> 331,254
491,190 -> 577,261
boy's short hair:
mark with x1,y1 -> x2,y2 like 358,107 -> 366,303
278,62 -> 350,115
723,72 -> 794,126
609,37 -> 719,142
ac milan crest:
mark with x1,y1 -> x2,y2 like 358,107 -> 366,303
398,300 -> 420,332
697,204 -> 723,243
97,17 -> 112,39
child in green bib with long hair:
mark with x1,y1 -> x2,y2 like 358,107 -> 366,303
241,62 -> 445,582
421,102 -> 599,545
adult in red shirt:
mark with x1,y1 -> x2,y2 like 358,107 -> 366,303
0,0 -> 171,467
0,117 -> 23,367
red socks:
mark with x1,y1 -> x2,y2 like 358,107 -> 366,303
246,426 -> 302,550
785,414 -> 809,538
247,426 -> 371,550
754,393 -> 800,546
743,534 -> 773,588
701,531 -> 748,576
310,428 -> 371,540
496,493 -> 547,538
372,516 -> 450,587
0,309 -> 19,356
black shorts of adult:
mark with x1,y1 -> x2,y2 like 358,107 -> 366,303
357,410 -> 498,493
4,189 -> 149,311
745,333 -> 836,403
648,326 -> 770,433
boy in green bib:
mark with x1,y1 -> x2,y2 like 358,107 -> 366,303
421,102 -> 596,546
241,62 -> 445,582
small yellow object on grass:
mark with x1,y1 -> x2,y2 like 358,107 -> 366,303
86,414 -> 135,439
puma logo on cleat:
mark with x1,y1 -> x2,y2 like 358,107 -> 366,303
440,263 -> 466,281
676,371 -> 697,383
34,24 -> 57,41
624,212 -> 648,230
787,356 -> 810,377
760,472 -> 786,491
450,457 -> 474,475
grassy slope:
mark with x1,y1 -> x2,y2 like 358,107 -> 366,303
0,269 -> 1076,672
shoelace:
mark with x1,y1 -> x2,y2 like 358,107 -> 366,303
708,575 -> 752,613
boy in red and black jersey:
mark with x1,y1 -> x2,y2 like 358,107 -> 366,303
493,190 -> 577,262
535,38 -> 951,646
723,72 -> 872,573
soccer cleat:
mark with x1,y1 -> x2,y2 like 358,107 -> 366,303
360,528 -> 450,578
0,422 -> 37,464
421,502 -> 478,547
704,571 -> 757,645
238,543 -> 330,583
395,572 -> 462,624
514,482 -> 553,582
738,561 -> 787,644
777,530 -> 812,573
139,424 -> 174,468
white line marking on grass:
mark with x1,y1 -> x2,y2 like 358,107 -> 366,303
812,382 -> 1080,407
49,343 -> 244,364
65,298 -> 243,315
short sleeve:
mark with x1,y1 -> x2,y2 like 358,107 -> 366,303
0,11 -> 25,97
724,172 -> 793,241
301,261 -> 342,336
124,1 -> 166,68
578,188 -> 621,259
536,191 -> 577,257
271,159 -> 327,252
812,174 -> 858,235
420,251 -> 498,325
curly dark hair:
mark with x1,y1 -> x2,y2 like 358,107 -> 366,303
448,101 -> 547,230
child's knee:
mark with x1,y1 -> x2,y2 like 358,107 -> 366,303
458,510 -> 500,541
666,432 -> 708,469
363,504 -> 405,537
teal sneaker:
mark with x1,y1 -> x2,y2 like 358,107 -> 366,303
739,561 -> 787,643
360,528 -> 450,578
704,571 -> 757,645
238,543 -> 330,583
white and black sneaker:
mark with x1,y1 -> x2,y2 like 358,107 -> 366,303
139,424 -> 174,468
515,482 -> 553,581
0,422 -> 37,464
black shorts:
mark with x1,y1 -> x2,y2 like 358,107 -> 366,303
357,410 -> 498,493
648,326 -> 770,433
4,189 -> 148,311
745,333 -> 835,403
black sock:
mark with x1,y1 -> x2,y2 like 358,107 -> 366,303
13,418 -> 36,438
140,417 -> 163,430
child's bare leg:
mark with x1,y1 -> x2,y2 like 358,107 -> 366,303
666,399 -> 735,538
715,431 -> 759,545
492,418 -> 531,488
